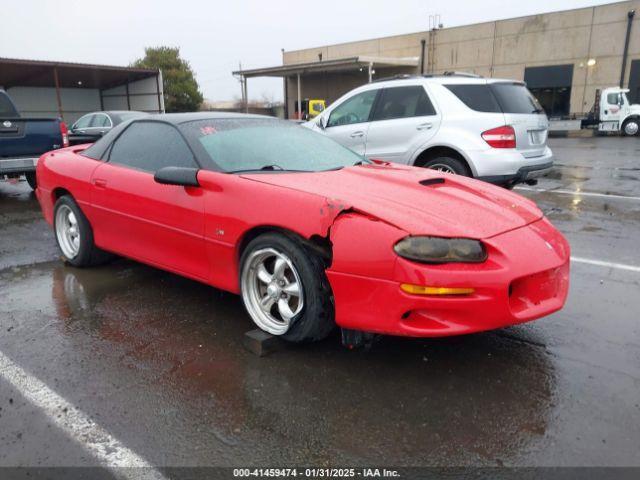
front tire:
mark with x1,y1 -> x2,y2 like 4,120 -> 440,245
422,156 -> 470,176
240,232 -> 335,343
53,195 -> 111,267
622,118 -> 639,136
25,172 -> 37,190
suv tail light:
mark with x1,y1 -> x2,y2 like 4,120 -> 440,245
482,125 -> 516,148
60,122 -> 69,148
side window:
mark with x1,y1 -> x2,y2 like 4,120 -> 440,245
327,89 -> 378,127
109,122 -> 197,172
444,84 -> 502,113
606,93 -> 621,105
92,114 -> 111,128
74,115 -> 93,129
372,86 -> 436,121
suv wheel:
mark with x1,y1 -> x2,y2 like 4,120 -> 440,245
423,157 -> 470,176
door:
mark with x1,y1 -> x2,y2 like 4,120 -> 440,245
364,85 -> 441,164
90,121 -> 208,281
87,113 -> 112,138
71,114 -> 94,134
323,89 -> 378,155
601,91 -> 623,126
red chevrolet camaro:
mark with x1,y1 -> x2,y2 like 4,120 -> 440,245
35,113 -> 570,344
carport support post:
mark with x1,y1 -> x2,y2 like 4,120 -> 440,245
53,67 -> 64,120
296,73 -> 301,120
125,76 -> 131,110
156,71 -> 163,113
368,62 -> 373,83
243,75 -> 248,113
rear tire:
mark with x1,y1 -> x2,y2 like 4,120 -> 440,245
240,232 -> 335,343
25,172 -> 37,190
422,156 -> 470,176
622,118 -> 639,137
53,195 -> 112,267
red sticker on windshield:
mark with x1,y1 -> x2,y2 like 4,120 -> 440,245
200,126 -> 217,135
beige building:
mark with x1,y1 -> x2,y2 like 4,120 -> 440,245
235,0 -> 639,119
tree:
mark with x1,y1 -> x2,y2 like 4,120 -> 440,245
132,47 -> 203,112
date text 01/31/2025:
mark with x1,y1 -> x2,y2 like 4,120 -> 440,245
232,468 -> 400,478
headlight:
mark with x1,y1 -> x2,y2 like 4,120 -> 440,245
393,236 -> 487,264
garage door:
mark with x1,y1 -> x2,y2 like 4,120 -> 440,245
628,59 -> 640,104
524,64 -> 574,118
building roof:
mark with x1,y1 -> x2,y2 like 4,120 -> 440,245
0,57 -> 159,90
233,56 -> 419,78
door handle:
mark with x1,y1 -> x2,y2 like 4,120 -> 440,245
350,131 -> 365,138
93,178 -> 107,188
417,123 -> 433,130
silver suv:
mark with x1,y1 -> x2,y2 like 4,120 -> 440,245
305,74 -> 553,186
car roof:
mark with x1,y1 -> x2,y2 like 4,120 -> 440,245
147,112 -> 273,125
368,75 -> 523,88
104,110 -> 147,115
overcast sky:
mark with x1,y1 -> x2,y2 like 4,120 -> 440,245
1,0 -> 614,101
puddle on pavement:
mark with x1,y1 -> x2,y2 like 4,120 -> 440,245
0,260 -> 557,465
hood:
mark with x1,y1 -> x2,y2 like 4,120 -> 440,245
242,164 -> 542,239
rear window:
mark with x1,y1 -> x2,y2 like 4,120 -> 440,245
490,83 -> 544,114
0,92 -> 18,117
444,83 -> 544,114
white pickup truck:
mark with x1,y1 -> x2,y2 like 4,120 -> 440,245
581,87 -> 640,136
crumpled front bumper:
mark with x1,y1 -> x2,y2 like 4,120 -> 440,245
327,217 -> 570,337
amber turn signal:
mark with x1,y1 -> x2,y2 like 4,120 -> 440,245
400,284 -> 475,295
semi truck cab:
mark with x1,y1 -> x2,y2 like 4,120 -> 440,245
583,87 -> 640,136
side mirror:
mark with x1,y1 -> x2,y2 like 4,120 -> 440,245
154,166 -> 200,187
318,116 -> 327,130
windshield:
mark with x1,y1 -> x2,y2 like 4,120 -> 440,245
182,118 -> 367,173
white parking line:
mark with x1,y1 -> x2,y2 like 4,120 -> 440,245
571,256 -> 640,273
0,350 -> 168,479
516,186 -> 640,202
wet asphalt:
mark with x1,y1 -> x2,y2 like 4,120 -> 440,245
0,136 -> 639,470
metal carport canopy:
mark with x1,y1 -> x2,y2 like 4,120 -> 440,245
232,56 -> 419,78
0,57 -> 163,120
233,56 -> 419,116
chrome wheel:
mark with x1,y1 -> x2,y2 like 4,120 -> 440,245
241,248 -> 304,335
624,120 -> 639,136
55,204 -> 80,259
428,163 -> 457,174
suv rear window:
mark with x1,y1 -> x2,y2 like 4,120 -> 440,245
444,83 -> 543,114
490,83 -> 543,114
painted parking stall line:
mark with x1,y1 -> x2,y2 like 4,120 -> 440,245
0,350 -> 168,480
571,256 -> 640,273
516,186 -> 640,202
